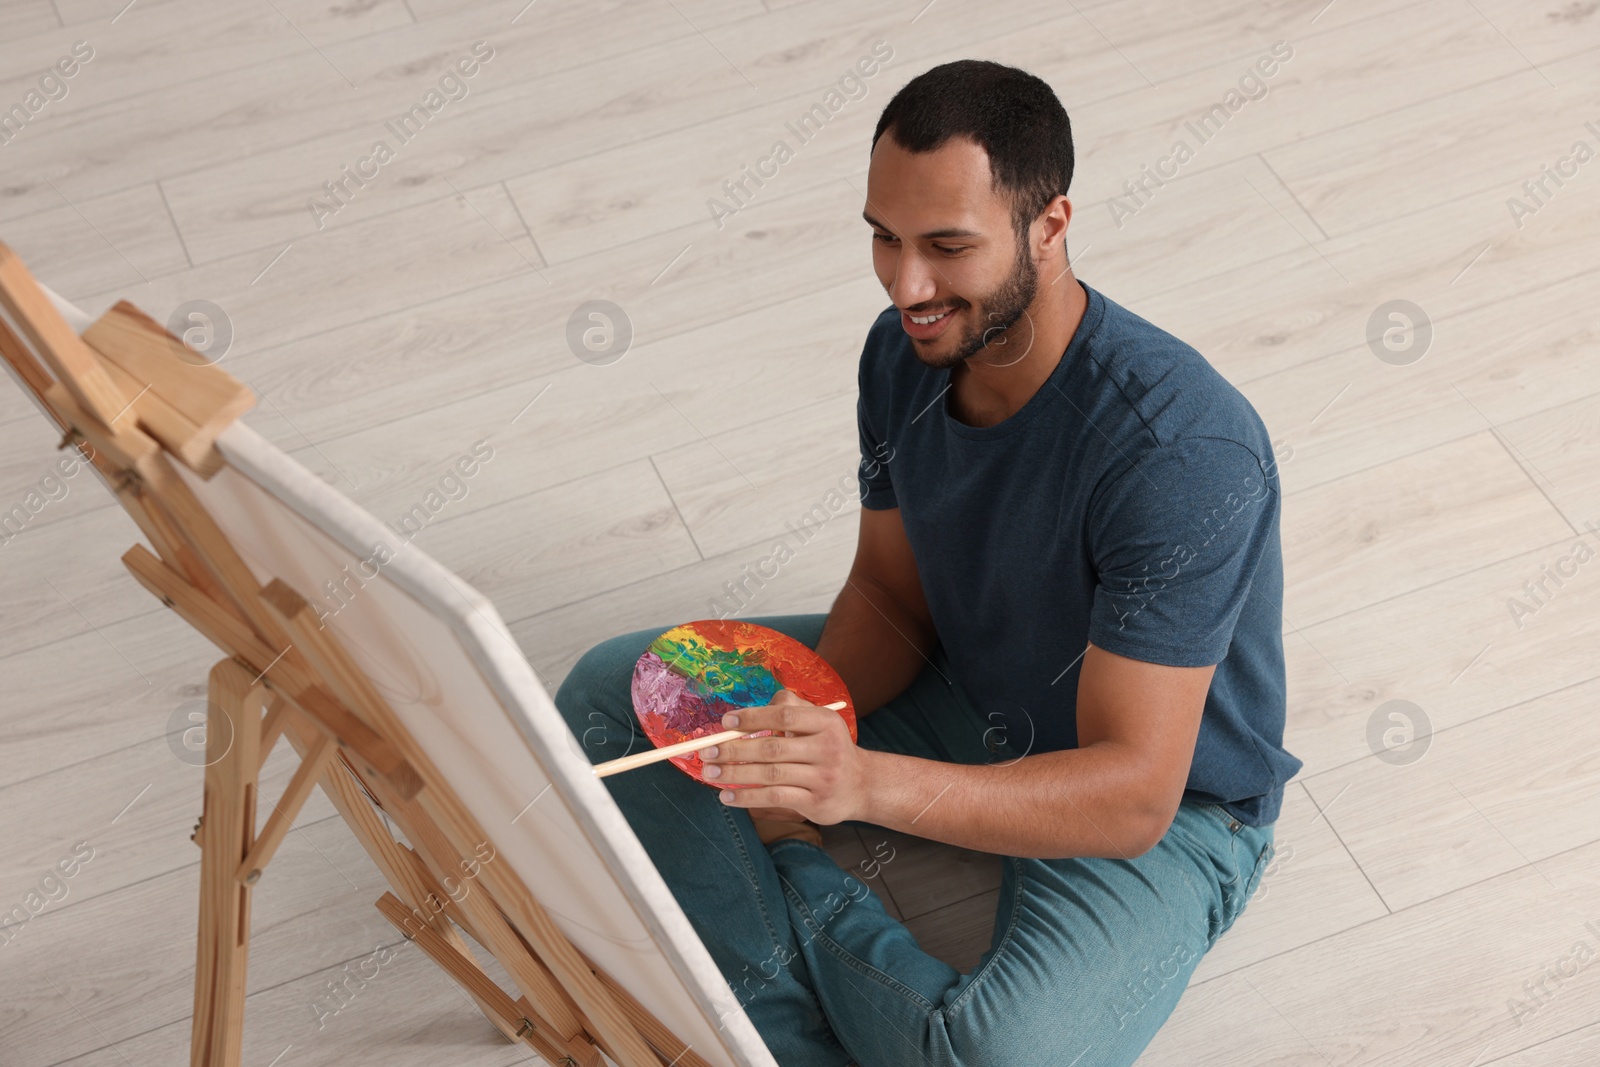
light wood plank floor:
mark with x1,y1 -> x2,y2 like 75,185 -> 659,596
3,0 -> 1599,1064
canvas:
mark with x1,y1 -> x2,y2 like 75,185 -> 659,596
0,277 -> 778,1067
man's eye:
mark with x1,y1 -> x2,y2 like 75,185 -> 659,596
870,232 -> 965,255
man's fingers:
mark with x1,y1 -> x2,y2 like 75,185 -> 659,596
704,731 -> 819,766
719,784 -> 810,811
722,699 -> 828,735
703,756 -> 821,788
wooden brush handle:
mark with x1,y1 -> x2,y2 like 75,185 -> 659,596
590,700 -> 848,779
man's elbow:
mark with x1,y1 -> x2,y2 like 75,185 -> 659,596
1123,806 -> 1176,858
1048,810 -> 1166,860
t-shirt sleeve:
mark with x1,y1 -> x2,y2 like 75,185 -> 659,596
1085,436 -> 1279,667
856,368 -> 898,510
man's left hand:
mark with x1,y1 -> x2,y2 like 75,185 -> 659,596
698,690 -> 869,825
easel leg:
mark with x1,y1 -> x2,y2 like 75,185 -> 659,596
191,659 -> 263,1067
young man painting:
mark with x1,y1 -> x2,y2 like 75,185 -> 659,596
557,59 -> 1302,1067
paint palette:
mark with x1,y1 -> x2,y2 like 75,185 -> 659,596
630,620 -> 856,787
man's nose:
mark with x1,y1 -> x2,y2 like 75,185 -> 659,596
890,249 -> 941,308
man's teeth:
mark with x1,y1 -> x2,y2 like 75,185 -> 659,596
910,309 -> 952,325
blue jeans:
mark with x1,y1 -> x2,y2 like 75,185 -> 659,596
553,614 -> 1276,1067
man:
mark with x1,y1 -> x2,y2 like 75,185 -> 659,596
556,59 -> 1302,1067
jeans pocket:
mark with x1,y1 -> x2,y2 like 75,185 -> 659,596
1242,837 -> 1275,899
1220,832 -> 1275,932
1212,831 -> 1268,938
1195,801 -> 1243,835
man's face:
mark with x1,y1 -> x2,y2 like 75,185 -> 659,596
864,134 -> 1038,370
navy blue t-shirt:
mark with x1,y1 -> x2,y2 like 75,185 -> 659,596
855,280 -> 1302,827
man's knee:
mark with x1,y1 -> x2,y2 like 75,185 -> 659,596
553,626 -> 663,732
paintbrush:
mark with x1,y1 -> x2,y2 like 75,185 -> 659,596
591,700 -> 850,779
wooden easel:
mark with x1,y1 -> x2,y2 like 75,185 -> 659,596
0,243 -> 714,1067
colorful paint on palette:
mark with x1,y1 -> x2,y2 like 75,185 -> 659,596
630,620 -> 855,787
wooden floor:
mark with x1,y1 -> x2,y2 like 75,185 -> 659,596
2,0 -> 1599,1063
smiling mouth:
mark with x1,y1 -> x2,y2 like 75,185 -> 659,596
908,308 -> 955,325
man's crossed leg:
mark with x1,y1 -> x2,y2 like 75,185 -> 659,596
554,613 -> 1275,1067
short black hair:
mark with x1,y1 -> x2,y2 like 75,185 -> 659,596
871,60 -> 1074,245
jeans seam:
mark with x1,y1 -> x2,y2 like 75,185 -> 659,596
720,802 -> 791,960
1219,834 -> 1243,901
1243,839 -> 1274,898
1219,837 -> 1274,940
778,876 -> 939,1011
945,856 -> 1026,1022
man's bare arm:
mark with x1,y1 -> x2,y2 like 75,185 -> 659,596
854,644 -> 1214,857
706,643 -> 1215,858
813,506 -> 937,716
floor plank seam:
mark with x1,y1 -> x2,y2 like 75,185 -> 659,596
1190,824 -> 1600,991
154,178 -> 196,270
649,453 -> 706,562
1483,425 -> 1584,537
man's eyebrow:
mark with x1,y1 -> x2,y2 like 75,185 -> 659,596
862,210 -> 983,240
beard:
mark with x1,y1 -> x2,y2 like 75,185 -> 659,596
911,228 -> 1039,370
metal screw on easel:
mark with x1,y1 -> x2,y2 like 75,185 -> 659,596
515,1018 -> 536,1039
55,429 -> 90,457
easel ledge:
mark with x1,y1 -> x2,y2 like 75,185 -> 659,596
0,243 -> 713,1067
